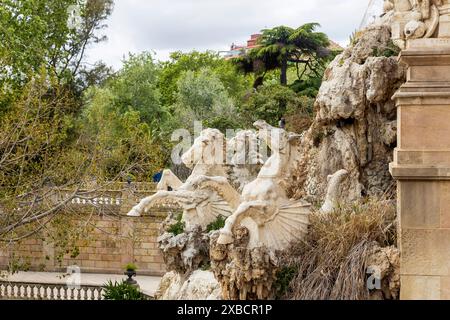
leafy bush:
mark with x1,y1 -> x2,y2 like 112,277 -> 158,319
206,215 -> 226,232
124,263 -> 137,271
289,76 -> 322,98
167,213 -> 185,236
239,84 -> 314,127
275,267 -> 297,299
102,280 -> 146,300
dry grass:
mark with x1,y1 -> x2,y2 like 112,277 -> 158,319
280,198 -> 397,300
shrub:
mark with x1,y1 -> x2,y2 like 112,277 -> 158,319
206,215 -> 226,233
239,84 -> 314,128
102,280 -> 146,300
279,198 -> 397,300
124,263 -> 137,271
167,213 -> 185,236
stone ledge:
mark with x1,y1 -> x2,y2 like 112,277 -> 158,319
390,164 -> 450,179
395,150 -> 450,166
394,92 -> 450,105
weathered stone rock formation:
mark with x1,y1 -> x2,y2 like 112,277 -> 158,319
366,244 -> 400,300
290,17 -> 406,205
156,270 -> 222,300
210,228 -> 278,300
157,224 -> 210,273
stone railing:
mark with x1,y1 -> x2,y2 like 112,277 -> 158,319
0,281 -> 104,300
57,182 -> 159,213
0,281 -> 152,300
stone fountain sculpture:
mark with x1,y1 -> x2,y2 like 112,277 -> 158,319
202,121 -> 312,300
384,0 -> 449,48
214,121 -> 311,251
128,128 -> 234,231
128,128 -> 263,276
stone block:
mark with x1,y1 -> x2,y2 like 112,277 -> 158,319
401,229 -> 450,276
440,182 -> 450,228
400,106 -> 450,150
441,277 -> 450,300
401,275 -> 441,300
399,181 -> 441,229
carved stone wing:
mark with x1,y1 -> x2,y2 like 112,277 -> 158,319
219,200 -> 311,251
254,200 -> 310,250
190,176 -> 242,210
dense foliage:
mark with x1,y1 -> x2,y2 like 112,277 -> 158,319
0,0 -> 336,248
103,280 -> 147,300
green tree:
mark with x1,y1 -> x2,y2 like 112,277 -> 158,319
235,23 -> 331,88
82,54 -> 166,179
239,83 -> 314,128
108,52 -> 166,129
172,68 -> 241,132
158,51 -> 251,110
0,0 -> 113,106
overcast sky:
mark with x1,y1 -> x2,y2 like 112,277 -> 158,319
86,0 -> 374,70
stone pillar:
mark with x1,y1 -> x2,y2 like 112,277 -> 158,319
390,39 -> 450,300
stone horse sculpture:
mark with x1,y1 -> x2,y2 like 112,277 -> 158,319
227,130 -> 265,192
194,121 -> 311,251
128,128 -> 234,230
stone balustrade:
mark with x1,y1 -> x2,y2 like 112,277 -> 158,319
0,281 -> 104,300
0,280 -> 152,300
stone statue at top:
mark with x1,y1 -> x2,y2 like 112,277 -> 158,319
384,0 -> 450,48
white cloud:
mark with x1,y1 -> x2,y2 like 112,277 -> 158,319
86,0 -> 372,70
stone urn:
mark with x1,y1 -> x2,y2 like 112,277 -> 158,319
124,270 -> 137,285
124,264 -> 138,287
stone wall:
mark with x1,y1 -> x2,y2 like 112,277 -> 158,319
0,184 -> 170,276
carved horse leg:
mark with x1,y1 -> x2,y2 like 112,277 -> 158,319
127,191 -> 173,216
217,201 -> 267,245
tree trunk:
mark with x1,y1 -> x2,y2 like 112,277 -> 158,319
280,56 -> 288,86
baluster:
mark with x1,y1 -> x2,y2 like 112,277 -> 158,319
97,287 -> 104,300
56,286 -> 61,300
37,285 -> 44,300
20,284 -> 26,299
76,287 -> 82,300
90,288 -> 96,300
0,283 -> 4,298
23,284 -> 29,299
29,285 -> 35,300
13,284 -> 19,299
47,285 -> 53,300
70,287 -> 75,300
61,287 -> 67,300
83,287 -> 89,300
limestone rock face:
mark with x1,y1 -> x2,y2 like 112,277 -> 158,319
210,227 -> 278,300
156,270 -> 222,300
290,21 -> 406,204
157,223 -> 211,274
366,245 -> 400,300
